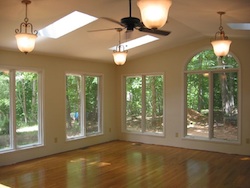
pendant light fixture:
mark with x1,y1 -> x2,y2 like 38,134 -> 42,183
137,0 -> 172,29
113,29 -> 128,66
15,0 -> 37,54
211,12 -> 232,58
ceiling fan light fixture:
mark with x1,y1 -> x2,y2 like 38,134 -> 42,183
113,46 -> 128,66
137,0 -> 172,29
211,12 -> 232,58
15,0 -> 37,54
113,29 -> 128,65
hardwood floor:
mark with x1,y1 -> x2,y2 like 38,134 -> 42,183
0,141 -> 250,188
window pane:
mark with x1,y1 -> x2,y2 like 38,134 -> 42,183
186,73 -> 209,138
15,71 -> 39,147
186,49 -> 239,142
66,75 -> 81,138
187,50 -> 238,71
0,70 -> 10,150
145,75 -> 163,134
86,76 -> 100,135
126,77 -> 142,132
213,72 -> 238,140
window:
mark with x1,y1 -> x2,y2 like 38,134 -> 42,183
124,74 -> 164,135
184,50 -> 239,142
0,69 -> 43,152
66,74 -> 102,139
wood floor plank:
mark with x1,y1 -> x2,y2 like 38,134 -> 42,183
0,141 -> 250,188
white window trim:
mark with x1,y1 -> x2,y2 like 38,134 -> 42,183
122,72 -> 165,137
0,67 -> 44,153
65,72 -> 103,141
183,53 -> 241,144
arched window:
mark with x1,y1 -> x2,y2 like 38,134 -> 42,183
184,49 -> 240,142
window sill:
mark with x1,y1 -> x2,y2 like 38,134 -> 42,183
0,143 -> 44,154
183,136 -> 241,145
66,132 -> 103,141
122,130 -> 165,137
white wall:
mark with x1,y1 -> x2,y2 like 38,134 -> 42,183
117,37 -> 250,156
0,51 -> 118,166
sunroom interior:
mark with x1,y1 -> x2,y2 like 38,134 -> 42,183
0,0 -> 250,166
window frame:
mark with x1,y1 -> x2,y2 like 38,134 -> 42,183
65,72 -> 103,141
0,67 -> 44,153
184,51 -> 241,144
122,73 -> 165,136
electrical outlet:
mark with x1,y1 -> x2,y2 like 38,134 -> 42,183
54,137 -> 58,143
175,132 -> 179,138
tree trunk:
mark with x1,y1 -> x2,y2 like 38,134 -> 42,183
31,78 -> 37,123
151,77 -> 156,119
218,58 -> 235,116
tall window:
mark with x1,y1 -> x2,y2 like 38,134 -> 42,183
66,74 -> 102,139
124,74 -> 164,135
184,50 -> 239,141
0,69 -> 43,152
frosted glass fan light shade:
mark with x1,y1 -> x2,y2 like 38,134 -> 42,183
15,33 -> 37,53
113,51 -> 127,65
137,0 -> 172,29
211,40 -> 232,57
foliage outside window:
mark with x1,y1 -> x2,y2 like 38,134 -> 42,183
66,74 -> 102,139
185,50 -> 239,141
0,69 -> 42,152
124,74 -> 164,135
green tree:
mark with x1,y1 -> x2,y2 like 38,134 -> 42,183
15,72 -> 38,127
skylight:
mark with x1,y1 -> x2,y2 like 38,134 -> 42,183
38,11 -> 97,39
110,35 -> 159,50
227,23 -> 250,30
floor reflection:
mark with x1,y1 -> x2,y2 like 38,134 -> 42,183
186,159 -> 209,188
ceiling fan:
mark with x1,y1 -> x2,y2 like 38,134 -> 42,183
89,0 -> 171,36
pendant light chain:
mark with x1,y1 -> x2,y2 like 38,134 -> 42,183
15,0 -> 37,35
218,12 -> 224,33
119,28 -> 122,43
24,1 -> 29,23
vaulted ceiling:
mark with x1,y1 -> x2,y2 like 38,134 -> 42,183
0,0 -> 249,63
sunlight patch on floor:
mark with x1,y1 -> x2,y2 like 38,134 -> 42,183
0,184 -> 11,188
240,157 -> 250,161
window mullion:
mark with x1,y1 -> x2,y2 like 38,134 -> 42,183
209,72 -> 214,139
184,73 -> 188,136
97,77 -> 101,133
141,76 -> 146,133
81,76 -> 86,136
37,72 -> 43,144
10,70 -> 16,149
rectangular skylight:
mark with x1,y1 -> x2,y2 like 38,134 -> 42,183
227,23 -> 250,30
38,11 -> 97,39
109,35 -> 159,50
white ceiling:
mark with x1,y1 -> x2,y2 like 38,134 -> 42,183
0,0 -> 250,63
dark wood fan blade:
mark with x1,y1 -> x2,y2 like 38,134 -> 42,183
88,28 -> 124,32
138,27 -> 171,36
99,17 -> 125,27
